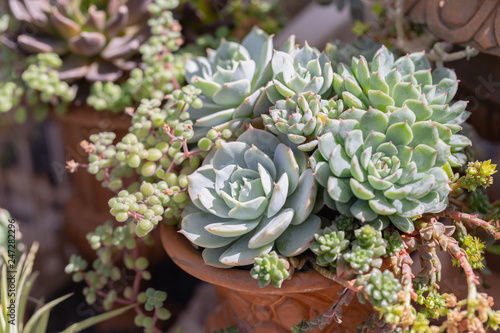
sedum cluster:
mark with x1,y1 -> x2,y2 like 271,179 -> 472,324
66,221 -> 171,332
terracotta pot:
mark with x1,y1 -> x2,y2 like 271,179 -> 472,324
160,224 -> 373,333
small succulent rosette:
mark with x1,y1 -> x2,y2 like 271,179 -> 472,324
262,91 -> 343,151
265,41 -> 334,103
185,27 -> 275,142
8,0 -> 152,82
180,128 -> 321,267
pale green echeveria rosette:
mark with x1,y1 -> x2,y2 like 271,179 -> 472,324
185,27 -> 274,143
261,91 -> 343,151
332,46 -> 471,167
309,105 -> 452,233
263,40 -> 335,104
180,128 -> 321,267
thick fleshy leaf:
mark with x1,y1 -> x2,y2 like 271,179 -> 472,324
276,215 -> 321,256
219,232 -> 274,266
344,129 -> 364,157
386,122 -> 413,146
405,99 -> 432,121
196,109 -> 234,127
245,146 -> 277,179
369,71 -> 389,94
392,82 -> 420,107
411,121 -> 439,147
212,80 -> 251,106
343,91 -> 366,109
388,106 -> 416,127
228,196 -> 268,220
213,142 -> 249,169
367,175 -> 393,191
181,213 -> 238,248
367,90 -> 394,111
329,145 -> 352,177
318,132 -> 338,158
384,184 -> 412,200
188,165 -> 216,211
364,131 -> 386,151
267,173 -> 289,217
18,34 -> 67,54
249,208 -> 294,248
205,218 -> 261,237
238,127 -> 281,157
202,247 -> 234,268
350,178 -> 375,200
285,169 -> 317,225
199,188 -> 231,218
86,60 -> 122,82
369,194 -> 397,215
68,32 -> 106,57
351,154 -> 367,182
327,176 -> 353,203
412,144 -> 437,172
409,175 -> 435,199
388,215 -> 414,233
274,144 -> 300,194
350,199 -> 377,222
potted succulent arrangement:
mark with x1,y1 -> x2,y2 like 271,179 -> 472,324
66,22 -> 500,332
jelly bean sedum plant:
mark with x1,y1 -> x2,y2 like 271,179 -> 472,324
68,27 -> 500,332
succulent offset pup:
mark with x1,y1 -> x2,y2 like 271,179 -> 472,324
8,0 -> 152,82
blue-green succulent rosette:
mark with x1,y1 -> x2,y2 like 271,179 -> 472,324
184,27 -> 275,143
180,128 -> 321,267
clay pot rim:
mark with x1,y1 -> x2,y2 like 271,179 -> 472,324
160,223 -> 340,295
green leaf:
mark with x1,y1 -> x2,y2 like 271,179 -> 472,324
249,209 -> 294,248
220,232 -> 274,266
358,106 -> 389,136
181,212 -> 239,248
392,81 -> 420,107
385,122 -> 413,146
274,144 -> 300,195
367,90 -> 394,111
405,99 -> 432,121
412,69 -> 432,86
412,144 -> 437,172
61,304 -> 138,333
350,178 -> 375,200
24,293 -> 73,333
212,80 -> 251,106
276,215 -> 321,256
329,145 -> 352,177
350,199 -> 377,222
388,215 -> 414,233
284,169 -> 318,225
368,194 -> 397,215
393,55 -> 415,76
369,72 -> 389,94
411,121 -> 439,147
267,174 -> 289,217
342,91 -> 366,109
244,146 -> 277,179
388,106 -> 416,127
344,129 -> 364,157
327,176 -> 353,203
204,218 -> 261,237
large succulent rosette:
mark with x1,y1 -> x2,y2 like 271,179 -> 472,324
180,128 -> 321,267
8,0 -> 152,82
185,27 -> 274,142
310,105 -> 452,233
332,46 -> 471,167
